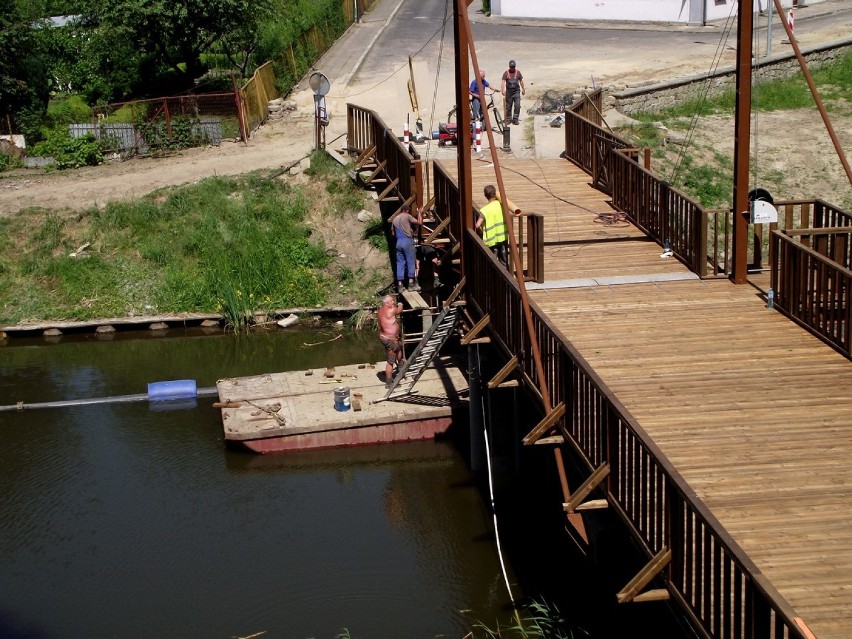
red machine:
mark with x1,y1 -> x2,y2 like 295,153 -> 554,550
437,105 -> 474,147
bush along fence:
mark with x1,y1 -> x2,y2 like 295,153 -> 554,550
239,0 -> 377,135
85,92 -> 244,157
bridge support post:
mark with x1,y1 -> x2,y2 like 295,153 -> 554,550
467,343 -> 484,472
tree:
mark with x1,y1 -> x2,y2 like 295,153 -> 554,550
0,0 -> 51,137
82,0 -> 269,91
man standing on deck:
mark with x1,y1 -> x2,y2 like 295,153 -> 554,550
392,205 -> 421,292
475,184 -> 514,268
378,295 -> 404,387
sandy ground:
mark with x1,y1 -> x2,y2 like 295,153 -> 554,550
0,3 -> 849,215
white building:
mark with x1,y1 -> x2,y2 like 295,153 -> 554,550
489,0 -> 816,25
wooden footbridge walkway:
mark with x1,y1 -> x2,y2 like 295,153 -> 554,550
346,87 -> 852,638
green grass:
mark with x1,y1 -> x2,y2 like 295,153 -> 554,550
0,173 -> 347,326
621,51 -> 852,208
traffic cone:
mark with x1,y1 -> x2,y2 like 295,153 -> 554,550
475,120 -> 482,154
787,8 -> 794,37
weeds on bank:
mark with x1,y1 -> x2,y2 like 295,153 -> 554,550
362,216 -> 387,251
306,150 -> 364,216
470,599 -> 587,639
0,174 -> 343,325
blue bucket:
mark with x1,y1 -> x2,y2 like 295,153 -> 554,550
333,386 -> 350,412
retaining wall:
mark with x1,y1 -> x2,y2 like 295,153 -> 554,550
614,37 -> 851,114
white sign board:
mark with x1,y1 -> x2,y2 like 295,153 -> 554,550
751,200 -> 778,224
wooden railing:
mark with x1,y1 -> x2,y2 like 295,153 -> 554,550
432,161 -> 463,250
567,87 -> 603,126
771,228 -> 852,358
714,198 -> 852,273
562,96 -> 852,286
347,103 -> 421,206
563,95 -> 712,275
463,231 -> 808,639
432,163 -> 544,283
607,149 -> 707,275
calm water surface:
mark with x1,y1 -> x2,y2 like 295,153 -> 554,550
0,328 -> 511,639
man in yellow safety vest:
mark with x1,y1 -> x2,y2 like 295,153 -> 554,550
475,184 -> 510,268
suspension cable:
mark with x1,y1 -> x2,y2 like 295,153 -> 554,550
670,1 -> 738,186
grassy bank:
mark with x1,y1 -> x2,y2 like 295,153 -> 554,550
617,50 -> 852,209
0,152 -> 386,328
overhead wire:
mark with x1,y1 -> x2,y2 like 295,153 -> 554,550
345,12 -> 453,98
669,1 -> 738,186
752,6 -> 763,194
422,0 -> 453,185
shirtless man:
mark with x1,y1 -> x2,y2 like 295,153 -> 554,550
378,295 -> 404,386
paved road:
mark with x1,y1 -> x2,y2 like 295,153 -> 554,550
323,0 -> 850,142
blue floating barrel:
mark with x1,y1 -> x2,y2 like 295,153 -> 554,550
147,379 -> 197,402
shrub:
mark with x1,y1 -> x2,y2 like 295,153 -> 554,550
30,129 -> 103,169
138,115 -> 209,153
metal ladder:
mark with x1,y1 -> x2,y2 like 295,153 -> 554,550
385,304 -> 460,399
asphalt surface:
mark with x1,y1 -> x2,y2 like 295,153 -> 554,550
302,0 -> 851,159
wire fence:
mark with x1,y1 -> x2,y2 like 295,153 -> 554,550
85,93 -> 243,157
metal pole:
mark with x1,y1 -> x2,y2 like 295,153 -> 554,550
468,344 -> 484,471
454,0 -> 473,237
314,95 -> 321,151
767,0 -> 773,58
731,0 -> 753,284
461,6 -> 587,541
772,0 -> 852,185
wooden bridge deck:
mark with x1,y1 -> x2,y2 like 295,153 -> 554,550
440,158 -> 852,639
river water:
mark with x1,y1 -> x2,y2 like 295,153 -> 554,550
0,328 -> 513,639
0,327 -> 692,639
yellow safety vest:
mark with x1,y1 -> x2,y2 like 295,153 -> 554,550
480,200 -> 507,247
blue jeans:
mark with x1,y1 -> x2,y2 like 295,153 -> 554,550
471,97 -> 482,121
395,234 -> 415,281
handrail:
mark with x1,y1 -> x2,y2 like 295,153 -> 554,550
435,130 -> 810,634
771,229 -> 852,358
560,101 -> 852,283
347,103 -> 421,206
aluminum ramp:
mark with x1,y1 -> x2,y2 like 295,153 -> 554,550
384,304 -> 461,400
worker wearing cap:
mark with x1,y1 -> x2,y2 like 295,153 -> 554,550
501,60 -> 525,126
